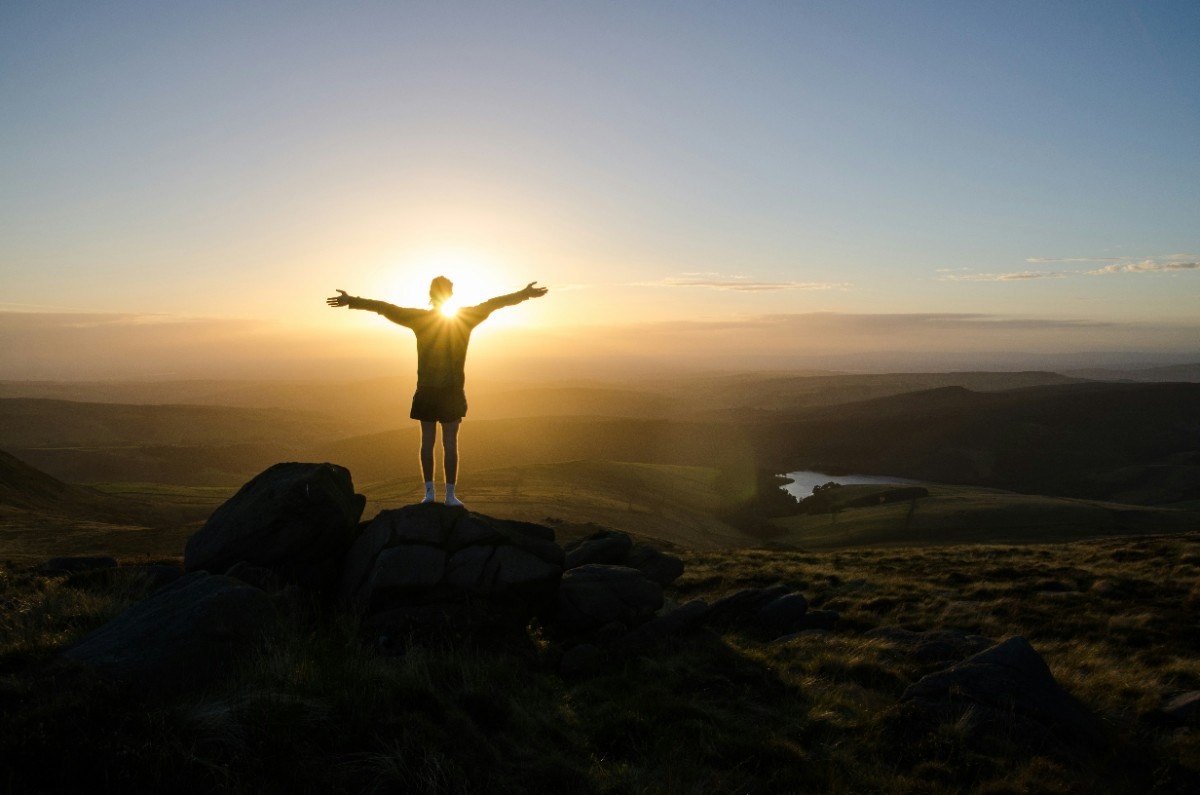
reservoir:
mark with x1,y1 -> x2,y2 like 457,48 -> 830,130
781,471 -> 928,500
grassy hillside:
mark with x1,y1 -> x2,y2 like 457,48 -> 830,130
766,483 -> 1197,548
311,417 -> 760,485
664,369 -> 1087,417
0,398 -> 342,448
361,460 -> 747,551
0,451 -> 229,563
3,532 -> 1198,793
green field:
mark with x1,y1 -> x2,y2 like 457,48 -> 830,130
768,483 -> 1198,548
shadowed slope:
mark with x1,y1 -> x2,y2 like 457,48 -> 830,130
754,381 -> 1200,504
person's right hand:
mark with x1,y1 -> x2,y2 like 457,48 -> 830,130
326,289 -> 350,307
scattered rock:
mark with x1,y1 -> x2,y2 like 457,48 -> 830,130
184,462 -> 366,591
63,572 -> 277,692
898,635 -> 1104,755
558,564 -> 663,633
624,543 -> 684,586
613,599 -> 708,653
563,529 -> 632,569
705,585 -> 791,628
757,593 -> 809,635
704,585 -> 824,637
562,529 -> 686,589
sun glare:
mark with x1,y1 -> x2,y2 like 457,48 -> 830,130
386,246 -> 527,326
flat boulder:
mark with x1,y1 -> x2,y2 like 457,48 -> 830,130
63,572 -> 276,692
340,503 -> 564,632
184,462 -> 366,591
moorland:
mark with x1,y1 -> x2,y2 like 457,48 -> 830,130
1,366 -> 1198,793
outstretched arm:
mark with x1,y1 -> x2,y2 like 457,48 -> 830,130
325,289 -> 424,326
470,282 -> 549,315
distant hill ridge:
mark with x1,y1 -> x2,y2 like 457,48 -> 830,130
756,381 -> 1200,505
0,448 -> 136,519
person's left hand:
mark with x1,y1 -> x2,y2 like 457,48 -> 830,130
523,282 -> 548,299
326,289 -> 351,307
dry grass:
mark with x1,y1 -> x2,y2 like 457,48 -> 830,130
2,532 -> 1198,793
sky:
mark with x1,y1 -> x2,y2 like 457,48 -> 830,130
2,0 -> 1198,380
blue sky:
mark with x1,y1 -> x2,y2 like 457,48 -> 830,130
1,1 -> 1197,377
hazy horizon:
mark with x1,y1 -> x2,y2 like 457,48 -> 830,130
3,2 -> 1198,382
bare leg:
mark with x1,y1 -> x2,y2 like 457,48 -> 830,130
442,421 -> 464,507
442,421 -> 460,484
419,421 -> 437,502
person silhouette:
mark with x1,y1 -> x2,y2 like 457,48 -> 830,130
327,277 -> 548,508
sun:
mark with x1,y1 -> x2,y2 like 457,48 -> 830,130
394,246 -> 516,313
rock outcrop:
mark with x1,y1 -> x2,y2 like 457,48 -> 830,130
63,572 -> 276,691
340,503 -> 564,634
184,462 -> 365,590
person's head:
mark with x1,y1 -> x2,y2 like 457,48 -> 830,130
429,276 -> 454,307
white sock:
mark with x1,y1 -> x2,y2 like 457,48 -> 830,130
445,483 -> 465,508
422,481 -> 435,503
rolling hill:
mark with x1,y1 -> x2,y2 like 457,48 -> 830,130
751,381 -> 1200,506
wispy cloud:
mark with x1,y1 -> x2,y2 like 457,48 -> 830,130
1086,260 -> 1200,275
644,273 -> 850,291
940,270 -> 1067,282
943,255 -> 1200,282
1025,257 -> 1123,263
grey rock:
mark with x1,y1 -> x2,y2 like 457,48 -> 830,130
624,543 -> 685,586
63,572 -> 276,692
563,529 -> 633,569
614,599 -> 708,653
757,593 -> 809,635
185,462 -> 365,591
340,504 -> 563,631
899,636 -> 1104,754
705,584 -> 791,628
558,564 -> 663,633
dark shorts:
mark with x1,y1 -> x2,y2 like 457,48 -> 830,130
410,386 -> 467,423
